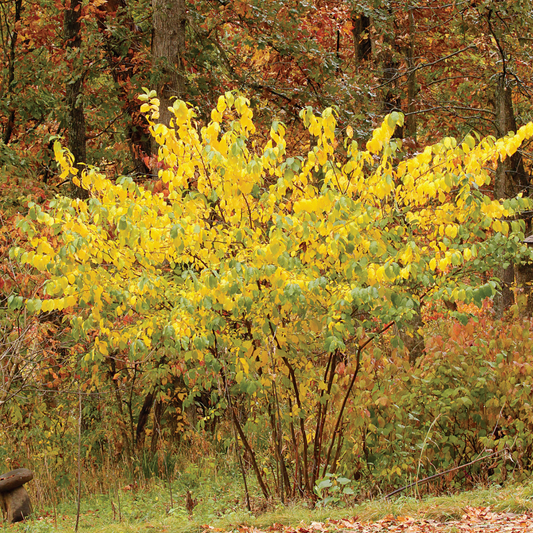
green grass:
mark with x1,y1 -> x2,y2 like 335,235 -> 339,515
10,470 -> 533,533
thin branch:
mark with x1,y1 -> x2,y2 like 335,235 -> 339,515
85,111 -> 126,141
323,322 -> 395,474
385,448 -> 506,499
486,9 -> 506,78
404,104 -> 496,117
372,45 -> 477,91
424,75 -> 483,88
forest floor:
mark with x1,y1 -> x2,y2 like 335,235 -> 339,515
13,479 -> 533,533
260,507 -> 533,532
18,505 -> 533,533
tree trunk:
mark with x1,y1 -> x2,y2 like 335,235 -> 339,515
168,374 -> 187,441
351,13 -> 371,67
493,74 -> 529,316
106,355 -> 132,457
152,0 -> 187,127
2,0 -> 23,147
135,391 -> 154,450
64,0 -> 88,199
405,8 -> 417,139
380,9 -> 403,137
516,262 -> 533,317
95,0 -> 152,176
494,75 -> 528,199
150,400 -> 167,453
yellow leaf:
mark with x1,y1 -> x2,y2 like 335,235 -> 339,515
445,225 -> 457,239
240,357 -> 250,375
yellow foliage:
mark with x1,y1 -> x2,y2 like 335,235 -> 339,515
14,91 -> 533,423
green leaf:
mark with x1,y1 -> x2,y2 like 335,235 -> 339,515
317,479 -> 332,490
118,216 -> 128,231
7,295 -> 23,310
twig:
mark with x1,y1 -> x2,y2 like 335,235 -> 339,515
165,455 -> 174,511
75,380 -> 82,532
236,441 -> 252,512
372,45 -> 476,91
323,322 -> 395,475
384,449 -> 506,499
116,480 -> 122,521
415,414 -> 441,498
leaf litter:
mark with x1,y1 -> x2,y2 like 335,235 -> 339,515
202,507 -> 533,533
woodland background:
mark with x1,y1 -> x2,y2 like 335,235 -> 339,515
1,0 -> 533,514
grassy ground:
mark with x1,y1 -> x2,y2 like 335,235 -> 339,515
9,470 -> 533,533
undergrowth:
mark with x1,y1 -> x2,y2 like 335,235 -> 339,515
5,310 -> 533,509
9,475 -> 533,533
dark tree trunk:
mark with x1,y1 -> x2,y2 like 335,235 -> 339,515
136,391 -> 155,450
494,75 -> 528,198
152,0 -> 187,127
380,10 -> 403,138
2,0 -> 23,146
64,0 -> 88,199
106,355 -> 132,457
351,13 -> 371,65
150,400 -> 167,453
95,0 -> 152,176
168,374 -> 187,441
405,8 -> 417,139
493,74 -> 529,316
